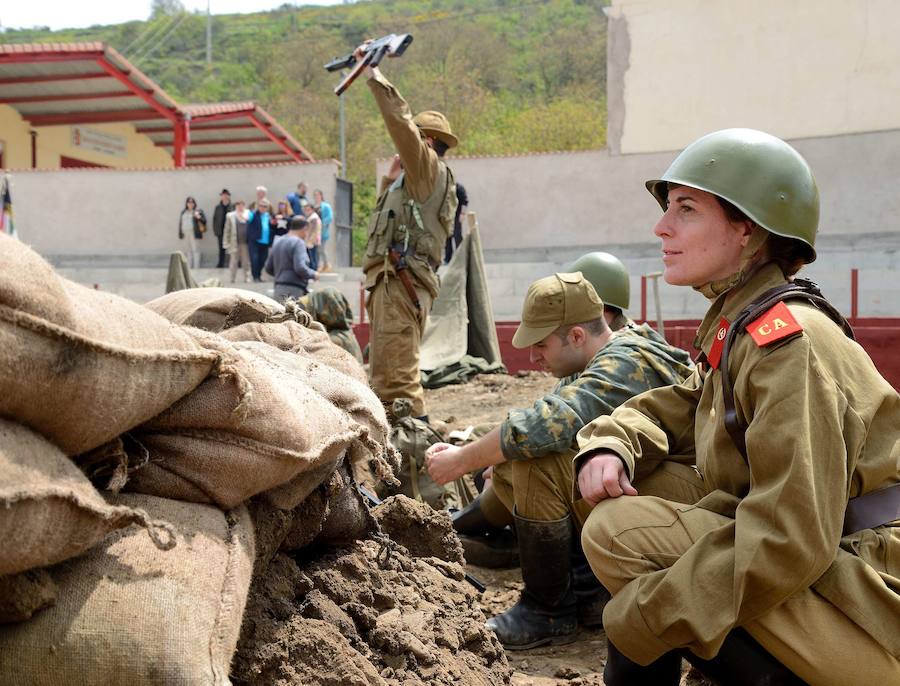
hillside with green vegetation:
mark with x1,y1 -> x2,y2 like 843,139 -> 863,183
2,0 -> 609,259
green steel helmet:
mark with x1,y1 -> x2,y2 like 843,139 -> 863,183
564,251 -> 630,310
646,128 -> 819,264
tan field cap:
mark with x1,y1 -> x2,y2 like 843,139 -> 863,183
512,272 -> 604,349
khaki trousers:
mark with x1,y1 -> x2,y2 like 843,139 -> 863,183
492,456 -> 707,530
366,274 -> 433,418
492,450 -> 593,527
581,490 -> 900,685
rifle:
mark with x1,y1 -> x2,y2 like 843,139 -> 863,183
324,33 -> 414,96
357,484 -> 487,593
387,246 -> 422,313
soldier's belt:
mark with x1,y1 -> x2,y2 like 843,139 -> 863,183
843,482 -> 900,536
387,247 -> 422,312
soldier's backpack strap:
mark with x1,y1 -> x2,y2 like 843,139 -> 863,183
718,278 -> 854,460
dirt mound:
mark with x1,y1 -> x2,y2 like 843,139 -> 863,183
234,497 -> 510,686
373,495 -> 464,565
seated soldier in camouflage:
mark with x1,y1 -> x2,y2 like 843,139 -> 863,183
297,286 -> 364,364
425,257 -> 695,650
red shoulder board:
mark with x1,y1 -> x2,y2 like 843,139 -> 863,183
707,317 -> 729,370
746,301 -> 803,347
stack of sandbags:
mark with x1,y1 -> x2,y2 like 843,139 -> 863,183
0,236 -> 256,683
0,235 -> 397,684
139,288 -> 395,504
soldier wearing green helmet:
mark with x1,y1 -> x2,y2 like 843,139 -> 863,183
423,262 -> 694,651
574,129 -> 900,685
566,251 -> 631,330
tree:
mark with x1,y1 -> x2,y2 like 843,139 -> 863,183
150,0 -> 185,20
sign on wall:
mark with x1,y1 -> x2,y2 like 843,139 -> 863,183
70,127 -> 127,158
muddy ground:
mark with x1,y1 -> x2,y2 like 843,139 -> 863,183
424,372 -> 712,686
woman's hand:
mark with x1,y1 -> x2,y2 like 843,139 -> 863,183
578,451 -> 638,507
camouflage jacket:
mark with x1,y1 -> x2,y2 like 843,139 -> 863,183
297,287 -> 354,331
500,323 -> 694,461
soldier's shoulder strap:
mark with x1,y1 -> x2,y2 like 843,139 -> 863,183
718,278 -> 854,460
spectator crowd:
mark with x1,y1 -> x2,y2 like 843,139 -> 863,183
177,180 -> 335,289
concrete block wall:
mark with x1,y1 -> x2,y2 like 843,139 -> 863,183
9,160 -> 341,265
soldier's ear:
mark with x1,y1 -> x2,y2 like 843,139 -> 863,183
569,325 -> 587,347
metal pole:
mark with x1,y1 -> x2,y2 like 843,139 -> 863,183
640,275 -> 647,322
851,268 -> 859,323
646,271 -> 665,339
339,88 -> 347,178
206,0 -> 212,67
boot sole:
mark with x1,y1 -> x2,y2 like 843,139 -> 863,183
501,632 -> 578,651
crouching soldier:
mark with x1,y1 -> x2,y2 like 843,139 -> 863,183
425,255 -> 695,649
576,129 -> 900,685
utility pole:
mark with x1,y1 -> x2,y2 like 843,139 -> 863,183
339,89 -> 347,178
206,0 -> 212,67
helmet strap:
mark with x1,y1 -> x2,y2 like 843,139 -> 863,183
694,226 -> 769,300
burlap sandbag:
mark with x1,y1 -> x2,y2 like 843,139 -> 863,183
0,419 -> 175,577
0,235 -> 219,455
0,494 -> 255,685
0,569 -> 57,624
233,341 -> 397,509
124,334 -> 367,509
219,319 -> 367,384
145,286 -> 286,332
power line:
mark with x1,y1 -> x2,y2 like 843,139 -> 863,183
122,14 -> 177,55
131,12 -> 190,65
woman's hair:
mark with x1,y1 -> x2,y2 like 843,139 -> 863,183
714,196 -> 806,276
184,196 -> 196,209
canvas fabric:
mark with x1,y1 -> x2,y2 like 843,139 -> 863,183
0,235 -> 218,456
145,286 -> 285,333
0,419 -> 174,577
0,494 -> 255,686
123,334 -> 366,510
420,225 -> 503,374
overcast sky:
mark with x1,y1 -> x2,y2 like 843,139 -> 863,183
1,0 -> 342,31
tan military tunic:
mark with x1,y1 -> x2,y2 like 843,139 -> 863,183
363,72 -> 456,417
575,263 -> 900,679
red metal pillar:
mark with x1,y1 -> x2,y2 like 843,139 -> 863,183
172,117 -> 190,168
850,268 -> 859,324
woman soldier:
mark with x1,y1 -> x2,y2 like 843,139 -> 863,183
575,129 -> 900,685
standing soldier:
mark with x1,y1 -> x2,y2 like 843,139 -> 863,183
355,41 -> 458,421
576,129 -> 900,685
426,260 -> 696,650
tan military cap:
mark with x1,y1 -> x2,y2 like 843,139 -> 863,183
512,272 -> 604,349
413,110 -> 458,149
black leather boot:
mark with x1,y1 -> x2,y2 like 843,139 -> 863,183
451,495 -> 519,569
603,639 -> 682,686
571,542 -> 610,627
485,512 -> 577,650
682,628 -> 807,685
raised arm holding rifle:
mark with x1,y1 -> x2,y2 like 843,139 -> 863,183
350,37 -> 458,422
